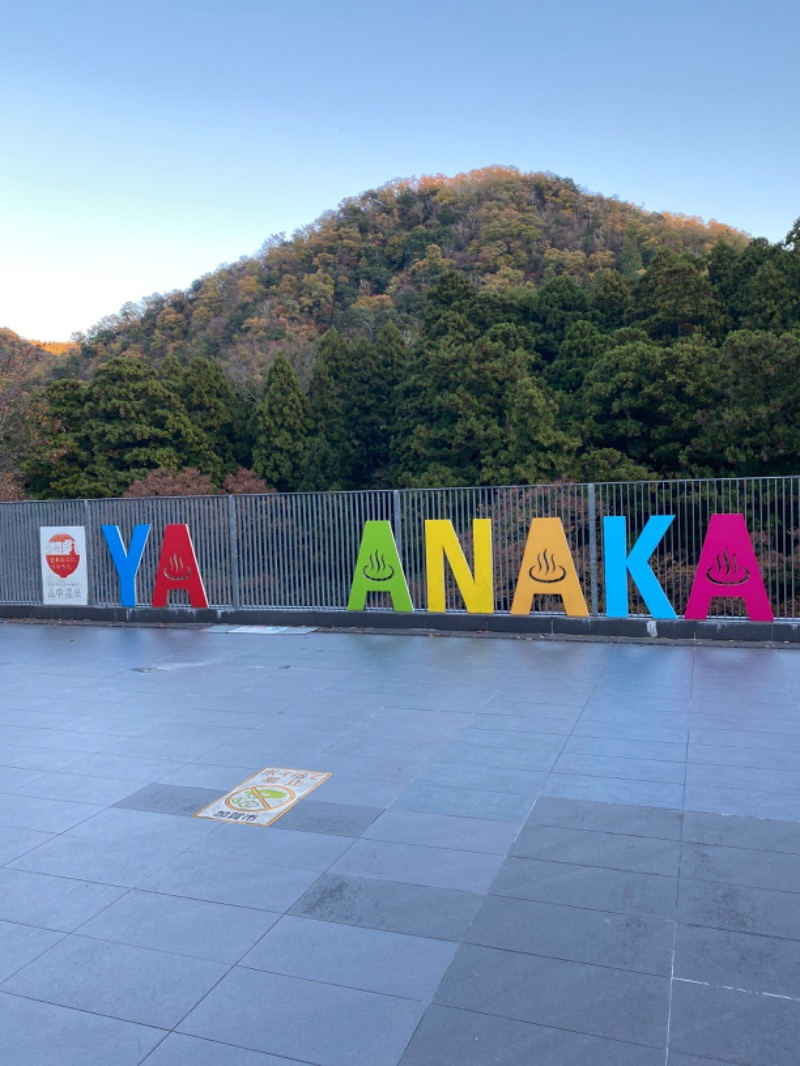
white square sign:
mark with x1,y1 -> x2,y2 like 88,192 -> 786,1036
40,526 -> 88,605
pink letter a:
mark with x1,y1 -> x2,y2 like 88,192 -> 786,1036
685,513 -> 773,622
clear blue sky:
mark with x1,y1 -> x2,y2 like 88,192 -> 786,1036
2,0 -> 798,340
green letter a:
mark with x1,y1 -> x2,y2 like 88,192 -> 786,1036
347,521 -> 413,612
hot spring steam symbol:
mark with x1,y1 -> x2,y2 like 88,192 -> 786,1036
362,550 -> 395,582
163,552 -> 193,582
529,549 -> 566,584
705,548 -> 749,587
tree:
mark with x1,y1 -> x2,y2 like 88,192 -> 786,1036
252,353 -> 310,491
627,249 -> 727,340
172,357 -> 237,482
123,467 -> 219,497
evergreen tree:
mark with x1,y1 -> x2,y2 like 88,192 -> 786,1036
173,357 -> 237,482
252,353 -> 310,491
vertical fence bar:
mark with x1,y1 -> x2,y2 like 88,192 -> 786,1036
587,483 -> 598,618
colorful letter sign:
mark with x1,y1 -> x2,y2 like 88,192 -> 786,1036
347,520 -> 413,612
604,516 -> 677,619
425,519 -> 494,613
102,524 -> 151,608
150,524 -> 209,608
511,518 -> 588,617
40,526 -> 88,605
685,513 -> 774,621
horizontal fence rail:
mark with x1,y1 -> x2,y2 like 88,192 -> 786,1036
1,478 -> 799,619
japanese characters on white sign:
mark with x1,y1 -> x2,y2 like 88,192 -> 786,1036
40,526 -> 89,606
194,767 -> 331,826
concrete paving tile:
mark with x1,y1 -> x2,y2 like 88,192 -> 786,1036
113,782 -> 222,816
686,762 -> 800,795
2,934 -> 228,1028
0,742 -> 85,772
0,767 -> 45,792
528,795 -> 683,838
684,783 -> 800,821
271,799 -> 381,837
681,840 -> 800,893
393,783 -> 535,822
467,713 -> 577,734
412,761 -> 547,796
667,1055 -> 736,1066
156,762 -> 263,791
0,826 -> 54,864
572,720 -> 688,744
678,877 -> 800,940
682,810 -> 800,853
675,923 -> 800,999
310,776 -> 399,807
0,868 -> 125,931
8,833 -> 183,888
290,873 -> 484,941
688,727 -> 800,753
330,838 -> 504,893
562,734 -> 687,761
687,743 -> 800,772
11,771 -> 141,806
0,922 -> 64,982
542,773 -> 684,809
63,752 -> 188,782
179,966 -> 426,1066
0,795 -> 103,834
553,752 -> 686,784
190,824 -> 353,871
138,851 -> 320,912
67,805 -> 216,848
511,823 -> 681,875
325,736 -> 446,762
398,1004 -> 665,1066
492,856 -> 678,919
669,979 -> 800,1066
457,728 -> 567,752
467,894 -> 674,976
80,889 -> 279,963
242,914 -> 457,999
0,992 -> 164,1066
141,1034 -> 303,1066
434,741 -> 559,771
436,943 -> 670,1047
363,809 -> 519,854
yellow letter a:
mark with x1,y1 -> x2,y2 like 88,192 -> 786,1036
425,519 -> 494,614
511,518 -> 588,617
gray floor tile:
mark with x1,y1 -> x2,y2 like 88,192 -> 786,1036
113,782 -> 222,816
434,741 -> 559,771
562,735 -> 687,761
190,824 -> 353,870
543,773 -> 684,809
0,742 -> 85,772
682,809 -> 800,853
456,728 -> 566,752
290,873 -> 484,941
138,851 -> 320,912
0,992 -> 164,1066
412,761 -> 547,796
572,719 -> 688,744
669,979 -> 800,1065
0,767 -> 45,792
330,838 -> 504,893
7,832 -> 182,888
492,856 -> 678,919
687,743 -> 800,772
467,894 -> 674,975
686,762 -> 800,795
675,923 -> 800,998
666,1055 -> 735,1066
511,823 -> 681,875
271,799 -> 381,836
678,877 -> 800,940
398,1004 -> 665,1066
684,783 -> 800,821
363,809 -> 519,854
63,752 -> 188,782
554,752 -> 686,784
0,826 -> 54,864
0,922 -> 64,982
681,840 -> 800,893
79,889 -> 280,963
67,805 -> 216,848
0,867 -> 125,931
179,966 -> 426,1066
528,795 -> 683,838
0,796 -> 103,833
393,783 -> 535,822
142,1034 -> 302,1065
241,914 -> 457,999
436,943 -> 669,1047
155,762 -> 263,791
11,771 -> 141,806
468,712 -> 576,734
2,934 -> 228,1028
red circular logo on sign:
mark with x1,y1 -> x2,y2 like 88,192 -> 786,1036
46,532 -> 80,578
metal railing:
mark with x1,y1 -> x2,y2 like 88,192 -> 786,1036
1,477 -> 799,618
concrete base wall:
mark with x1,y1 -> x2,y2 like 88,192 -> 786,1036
2,604 -> 800,644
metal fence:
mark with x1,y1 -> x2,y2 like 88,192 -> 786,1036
1,477 -> 799,618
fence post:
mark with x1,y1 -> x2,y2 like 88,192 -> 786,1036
228,494 -> 241,608
587,483 -> 599,617
392,490 -> 403,561
82,499 -> 93,605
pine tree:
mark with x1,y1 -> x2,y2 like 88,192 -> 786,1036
252,353 -> 311,491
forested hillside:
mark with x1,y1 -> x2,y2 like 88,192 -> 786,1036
2,166 -> 799,499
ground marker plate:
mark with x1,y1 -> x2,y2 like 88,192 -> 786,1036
194,767 -> 331,826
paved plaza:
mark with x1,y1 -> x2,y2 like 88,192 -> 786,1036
1,622 -> 800,1064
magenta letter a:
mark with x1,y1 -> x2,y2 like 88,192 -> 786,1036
685,513 -> 773,622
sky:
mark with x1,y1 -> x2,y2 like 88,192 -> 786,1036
2,0 -> 798,341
